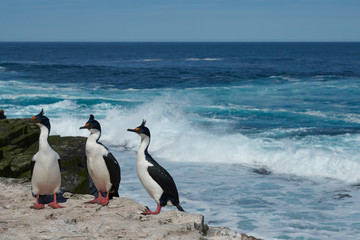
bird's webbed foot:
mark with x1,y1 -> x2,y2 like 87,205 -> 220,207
48,202 -> 64,209
141,204 -> 162,215
30,203 -> 45,209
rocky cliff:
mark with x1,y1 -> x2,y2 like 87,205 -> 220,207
0,178 -> 261,240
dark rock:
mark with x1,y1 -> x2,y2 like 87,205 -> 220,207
0,118 -> 89,194
253,167 -> 271,175
334,193 -> 351,199
0,109 -> 6,119
48,135 -> 88,193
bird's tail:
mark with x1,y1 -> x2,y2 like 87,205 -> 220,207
176,205 -> 185,212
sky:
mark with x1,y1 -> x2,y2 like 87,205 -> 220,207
0,0 -> 359,42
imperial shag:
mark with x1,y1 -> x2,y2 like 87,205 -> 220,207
80,114 -> 121,205
127,120 -> 184,215
30,109 -> 63,209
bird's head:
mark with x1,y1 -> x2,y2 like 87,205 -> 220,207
80,114 -> 101,134
127,119 -> 150,139
32,109 -> 51,132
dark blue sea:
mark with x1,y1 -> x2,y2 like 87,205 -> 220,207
1,42 -> 360,239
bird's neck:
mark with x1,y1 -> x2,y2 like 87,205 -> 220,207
88,131 -> 101,143
38,124 -> 51,151
138,135 -> 150,156
86,132 -> 101,155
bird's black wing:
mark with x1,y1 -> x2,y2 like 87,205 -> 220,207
146,154 -> 179,201
103,152 -> 121,198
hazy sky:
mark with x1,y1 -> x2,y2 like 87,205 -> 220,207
1,0 -> 359,42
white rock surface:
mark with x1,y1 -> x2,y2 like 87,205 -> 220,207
0,178 -> 261,240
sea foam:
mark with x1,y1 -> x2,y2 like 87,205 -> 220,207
44,97 -> 360,185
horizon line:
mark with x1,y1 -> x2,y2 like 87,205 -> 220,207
1,40 -> 360,44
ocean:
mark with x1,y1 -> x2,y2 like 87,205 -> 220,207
1,42 -> 360,239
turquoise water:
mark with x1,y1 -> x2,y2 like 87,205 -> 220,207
1,42 -> 360,239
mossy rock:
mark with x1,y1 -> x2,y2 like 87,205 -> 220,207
0,136 -> 6,147
0,158 -> 12,177
0,109 -> 6,119
10,154 -> 33,177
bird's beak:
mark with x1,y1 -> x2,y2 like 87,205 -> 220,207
80,123 -> 90,130
127,127 -> 139,133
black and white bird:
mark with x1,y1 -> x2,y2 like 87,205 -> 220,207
30,109 -> 63,209
80,114 -> 121,205
127,120 -> 184,215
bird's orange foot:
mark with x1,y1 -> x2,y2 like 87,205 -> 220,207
142,206 -> 161,215
48,202 -> 64,209
30,203 -> 44,209
97,197 -> 109,206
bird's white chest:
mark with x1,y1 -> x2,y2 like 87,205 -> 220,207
136,151 -> 163,202
85,138 -> 111,192
31,145 -> 61,195
33,146 -> 59,162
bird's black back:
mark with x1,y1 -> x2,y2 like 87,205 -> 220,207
145,151 -> 180,206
